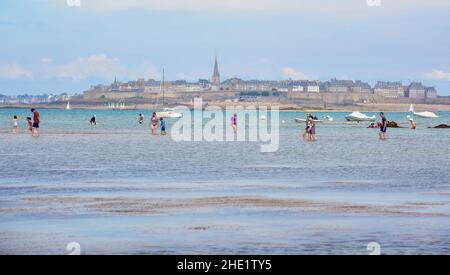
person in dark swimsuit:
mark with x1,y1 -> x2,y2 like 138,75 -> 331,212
90,115 -> 96,125
379,112 -> 387,140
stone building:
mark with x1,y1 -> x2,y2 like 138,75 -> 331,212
406,82 -> 426,99
374,81 -> 405,98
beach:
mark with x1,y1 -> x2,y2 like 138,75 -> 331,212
1,109 -> 450,254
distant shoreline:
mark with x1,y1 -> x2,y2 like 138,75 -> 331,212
2,102 -> 450,112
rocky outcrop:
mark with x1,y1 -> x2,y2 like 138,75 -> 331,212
429,124 -> 450,129
387,121 -> 402,128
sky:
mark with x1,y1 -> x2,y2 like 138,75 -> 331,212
1,0 -> 450,95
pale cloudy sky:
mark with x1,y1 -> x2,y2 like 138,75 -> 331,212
0,0 -> 450,95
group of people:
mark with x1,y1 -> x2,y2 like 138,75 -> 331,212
88,111 -> 167,135
376,112 -> 415,140
149,112 -> 166,135
10,109 -> 413,141
302,112 -> 392,141
11,108 -> 40,136
10,108 -> 170,137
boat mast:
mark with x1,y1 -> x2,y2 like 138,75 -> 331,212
162,68 -> 165,108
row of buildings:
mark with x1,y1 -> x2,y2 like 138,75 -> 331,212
89,78 -> 437,101
86,57 -> 438,100
0,93 -> 72,104
373,81 -> 437,99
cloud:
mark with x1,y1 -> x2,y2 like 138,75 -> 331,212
132,61 -> 160,80
71,0 -> 450,13
175,73 -> 194,80
52,54 -> 123,80
40,58 -> 54,63
39,54 -> 159,80
281,67 -> 311,80
0,62 -> 33,79
426,70 -> 450,81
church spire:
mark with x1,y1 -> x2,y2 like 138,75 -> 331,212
211,56 -> 220,91
213,56 -> 219,77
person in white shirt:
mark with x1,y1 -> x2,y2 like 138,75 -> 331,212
12,115 -> 19,134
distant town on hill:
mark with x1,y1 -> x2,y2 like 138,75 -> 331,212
1,57 -> 448,106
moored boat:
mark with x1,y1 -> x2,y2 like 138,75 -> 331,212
409,104 -> 439,118
345,111 -> 376,122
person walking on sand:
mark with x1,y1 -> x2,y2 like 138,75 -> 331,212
150,112 -> 158,135
12,115 -> 19,134
379,112 -> 388,140
160,117 -> 167,135
31,108 -> 40,137
231,113 -> 237,133
138,113 -> 144,124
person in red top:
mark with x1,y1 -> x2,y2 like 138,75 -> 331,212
31,108 -> 40,136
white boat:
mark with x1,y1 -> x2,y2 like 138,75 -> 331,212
414,111 -> 439,118
409,104 -> 438,118
323,115 -> 333,122
345,111 -> 376,122
66,101 -> 71,110
295,118 -> 324,123
156,110 -> 183,118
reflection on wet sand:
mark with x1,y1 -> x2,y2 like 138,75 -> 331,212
2,195 -> 445,217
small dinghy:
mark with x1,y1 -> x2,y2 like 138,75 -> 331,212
345,111 -> 376,122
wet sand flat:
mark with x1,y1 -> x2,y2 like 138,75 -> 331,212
1,109 -> 450,254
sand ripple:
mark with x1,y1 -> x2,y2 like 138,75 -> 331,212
0,195 -> 445,217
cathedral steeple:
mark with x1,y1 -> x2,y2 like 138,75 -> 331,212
211,56 -> 220,91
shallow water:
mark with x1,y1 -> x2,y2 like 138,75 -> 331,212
1,108 -> 450,254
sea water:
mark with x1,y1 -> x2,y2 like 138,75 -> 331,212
0,108 -> 449,254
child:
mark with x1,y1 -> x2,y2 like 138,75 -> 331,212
12,115 -> 19,133
160,117 -> 167,135
26,117 -> 33,132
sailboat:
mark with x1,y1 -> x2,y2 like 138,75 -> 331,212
66,101 -> 71,110
156,69 -> 183,118
409,104 -> 438,118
